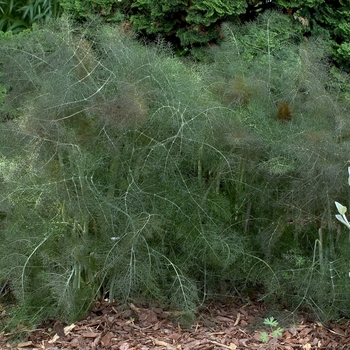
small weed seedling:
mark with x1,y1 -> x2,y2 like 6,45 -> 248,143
260,317 -> 283,343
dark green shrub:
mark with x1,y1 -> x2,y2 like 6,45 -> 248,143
129,0 -> 247,49
57,0 -> 323,57
58,0 -> 129,22
60,0 -> 248,57
0,0 -> 62,33
302,0 -> 350,72
58,0 -> 350,73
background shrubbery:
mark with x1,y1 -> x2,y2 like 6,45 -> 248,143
2,9 -> 350,329
57,0 -> 350,69
0,0 -> 62,33
2,0 -> 350,68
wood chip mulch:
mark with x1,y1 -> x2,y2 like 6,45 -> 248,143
1,299 -> 350,349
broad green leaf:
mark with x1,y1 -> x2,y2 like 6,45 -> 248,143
335,214 -> 350,229
335,201 -> 347,215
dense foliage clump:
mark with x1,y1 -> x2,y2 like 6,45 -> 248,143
1,12 -> 350,328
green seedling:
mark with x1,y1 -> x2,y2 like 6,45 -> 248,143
260,317 -> 283,343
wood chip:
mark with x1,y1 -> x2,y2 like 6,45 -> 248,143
216,316 -> 234,323
210,340 -> 237,349
150,336 -> 169,346
119,342 -> 130,350
53,320 -> 65,337
3,299 -> 349,350
82,332 -> 100,338
101,331 -> 113,347
64,323 -> 76,334
17,341 -> 33,348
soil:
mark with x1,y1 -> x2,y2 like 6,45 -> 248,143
1,298 -> 350,350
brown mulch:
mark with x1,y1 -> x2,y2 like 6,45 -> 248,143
1,299 -> 350,350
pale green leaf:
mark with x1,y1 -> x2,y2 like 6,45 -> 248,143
335,201 -> 347,215
335,214 -> 350,229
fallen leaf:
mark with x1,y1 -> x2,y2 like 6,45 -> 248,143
303,344 -> 311,350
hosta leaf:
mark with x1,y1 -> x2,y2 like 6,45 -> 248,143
335,214 -> 350,229
335,201 -> 347,215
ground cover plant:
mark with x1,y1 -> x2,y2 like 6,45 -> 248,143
1,11 -> 350,330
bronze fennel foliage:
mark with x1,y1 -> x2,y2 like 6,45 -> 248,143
1,12 -> 350,329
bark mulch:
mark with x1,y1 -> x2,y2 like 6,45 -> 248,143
1,299 -> 350,350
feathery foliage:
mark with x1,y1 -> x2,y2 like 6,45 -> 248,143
207,11 -> 350,320
0,17 -> 249,325
1,11 -> 350,328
